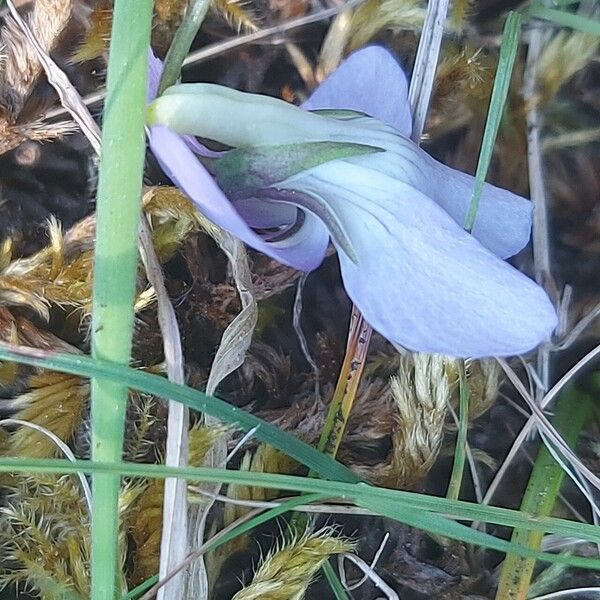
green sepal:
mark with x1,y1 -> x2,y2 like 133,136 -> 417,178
213,141 -> 384,200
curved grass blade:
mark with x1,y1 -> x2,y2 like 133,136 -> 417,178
1,456 -> 600,572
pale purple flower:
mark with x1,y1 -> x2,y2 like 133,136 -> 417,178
146,47 -> 557,358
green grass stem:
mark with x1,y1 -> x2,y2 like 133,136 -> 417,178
158,0 -> 211,94
3,344 -> 600,548
495,386 -> 591,599
0,455 -> 600,571
322,561 -> 351,600
90,1 -> 153,597
527,4 -> 600,36
446,363 -> 469,500
464,11 -> 522,231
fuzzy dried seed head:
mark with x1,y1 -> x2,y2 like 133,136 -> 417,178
3,371 -> 88,458
232,528 -> 354,600
384,353 -> 450,488
464,358 -> 501,420
445,358 -> 501,420
0,0 -> 73,118
0,473 -> 90,597
213,0 -> 260,33
223,444 -> 297,529
537,31 -> 599,104
129,479 -> 164,586
0,197 -> 193,318
349,0 -> 425,51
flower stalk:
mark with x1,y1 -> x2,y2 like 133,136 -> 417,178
89,1 -> 153,597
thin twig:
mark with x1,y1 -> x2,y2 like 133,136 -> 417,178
139,219 -> 189,600
339,553 -> 400,600
338,533 -> 389,591
481,343 -> 600,506
408,0 -> 452,142
525,22 -> 556,403
497,358 -> 600,494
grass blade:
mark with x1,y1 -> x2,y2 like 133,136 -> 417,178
446,362 -> 469,500
464,11 -> 522,231
527,4 -> 600,36
1,455 -> 600,572
495,386 -> 591,599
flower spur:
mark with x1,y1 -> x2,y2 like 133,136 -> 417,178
146,46 -> 557,358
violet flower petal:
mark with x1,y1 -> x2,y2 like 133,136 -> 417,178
279,161 -> 557,357
428,159 -> 533,259
302,46 -> 533,259
148,124 -> 329,271
301,46 -> 412,138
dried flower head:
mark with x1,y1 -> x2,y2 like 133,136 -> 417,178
348,0 -> 425,51
129,479 -> 164,586
384,353 -> 450,488
232,527 -> 354,600
2,371 -> 88,459
0,473 -> 90,598
537,30 -> 599,105
0,0 -> 74,154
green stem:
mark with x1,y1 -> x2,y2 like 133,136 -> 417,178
90,1 -> 153,598
446,362 -> 469,500
464,11 -> 522,231
527,4 -> 600,36
158,0 -> 211,94
495,385 -> 591,600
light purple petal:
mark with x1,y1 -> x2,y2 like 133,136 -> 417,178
427,158 -> 533,259
302,46 -> 412,138
148,124 -> 329,271
280,162 -> 557,357
182,134 -> 223,158
148,50 -> 162,102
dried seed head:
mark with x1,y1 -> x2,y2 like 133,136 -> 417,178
71,2 -> 112,63
223,444 -> 296,528
0,473 -> 90,597
3,371 -> 88,458
464,358 -> 501,420
143,186 -> 208,262
0,0 -> 73,118
537,31 -> 599,104
383,353 -> 450,488
0,195 -> 191,319
349,0 -> 425,51
213,0 -> 260,33
445,358 -> 501,420
188,422 -> 230,467
232,527 -> 354,600
130,479 -> 164,586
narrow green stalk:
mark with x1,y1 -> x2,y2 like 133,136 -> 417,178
446,363 -> 469,500
158,0 -> 211,94
464,11 -> 522,231
495,385 -> 591,600
4,455 -> 600,566
90,1 -> 153,598
322,561 -> 351,600
527,4 -> 600,36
